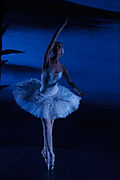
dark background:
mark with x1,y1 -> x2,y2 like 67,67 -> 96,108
0,0 -> 120,179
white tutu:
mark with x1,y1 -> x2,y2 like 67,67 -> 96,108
13,68 -> 82,120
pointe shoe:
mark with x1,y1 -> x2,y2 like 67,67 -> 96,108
47,152 -> 55,171
41,148 -> 47,163
51,153 -> 55,170
47,152 -> 51,170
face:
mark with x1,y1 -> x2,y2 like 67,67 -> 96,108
56,44 -> 63,56
53,43 -> 63,57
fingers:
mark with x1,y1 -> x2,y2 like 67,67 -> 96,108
80,92 -> 88,96
63,18 -> 68,27
65,18 -> 68,24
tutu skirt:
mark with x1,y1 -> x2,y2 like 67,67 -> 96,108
13,78 -> 82,120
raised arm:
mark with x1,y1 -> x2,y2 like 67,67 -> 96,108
62,65 -> 85,96
42,19 -> 68,70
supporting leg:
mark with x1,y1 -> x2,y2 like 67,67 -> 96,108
43,118 -> 53,154
41,118 -> 48,162
51,118 -> 55,128
41,118 -> 55,170
41,118 -> 47,150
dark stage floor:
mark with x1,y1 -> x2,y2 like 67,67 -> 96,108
0,145 -> 120,180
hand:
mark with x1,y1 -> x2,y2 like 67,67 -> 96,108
40,86 -> 45,93
81,92 -> 88,96
78,90 -> 88,96
64,18 -> 68,26
62,18 -> 68,28
79,91 -> 84,96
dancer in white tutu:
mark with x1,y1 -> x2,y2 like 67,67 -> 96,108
13,19 -> 85,170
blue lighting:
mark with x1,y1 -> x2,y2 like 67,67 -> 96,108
67,0 -> 120,12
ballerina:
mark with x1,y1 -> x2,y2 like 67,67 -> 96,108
13,19 -> 85,171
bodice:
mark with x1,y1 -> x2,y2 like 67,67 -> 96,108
40,67 -> 63,96
46,67 -> 63,86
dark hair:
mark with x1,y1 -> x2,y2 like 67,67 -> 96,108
52,41 -> 63,55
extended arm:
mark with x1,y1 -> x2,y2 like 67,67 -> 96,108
62,66 -> 84,96
42,19 -> 68,70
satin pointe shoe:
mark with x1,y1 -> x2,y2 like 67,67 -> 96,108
47,152 -> 55,171
51,153 -> 55,170
47,152 -> 51,170
41,148 -> 47,163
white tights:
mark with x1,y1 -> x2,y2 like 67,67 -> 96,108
41,118 -> 55,156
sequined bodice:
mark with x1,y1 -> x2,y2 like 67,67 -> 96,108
40,67 -> 63,95
47,67 -> 63,86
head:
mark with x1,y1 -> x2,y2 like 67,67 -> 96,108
52,41 -> 64,57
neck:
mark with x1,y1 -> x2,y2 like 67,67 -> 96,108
52,55 -> 60,63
